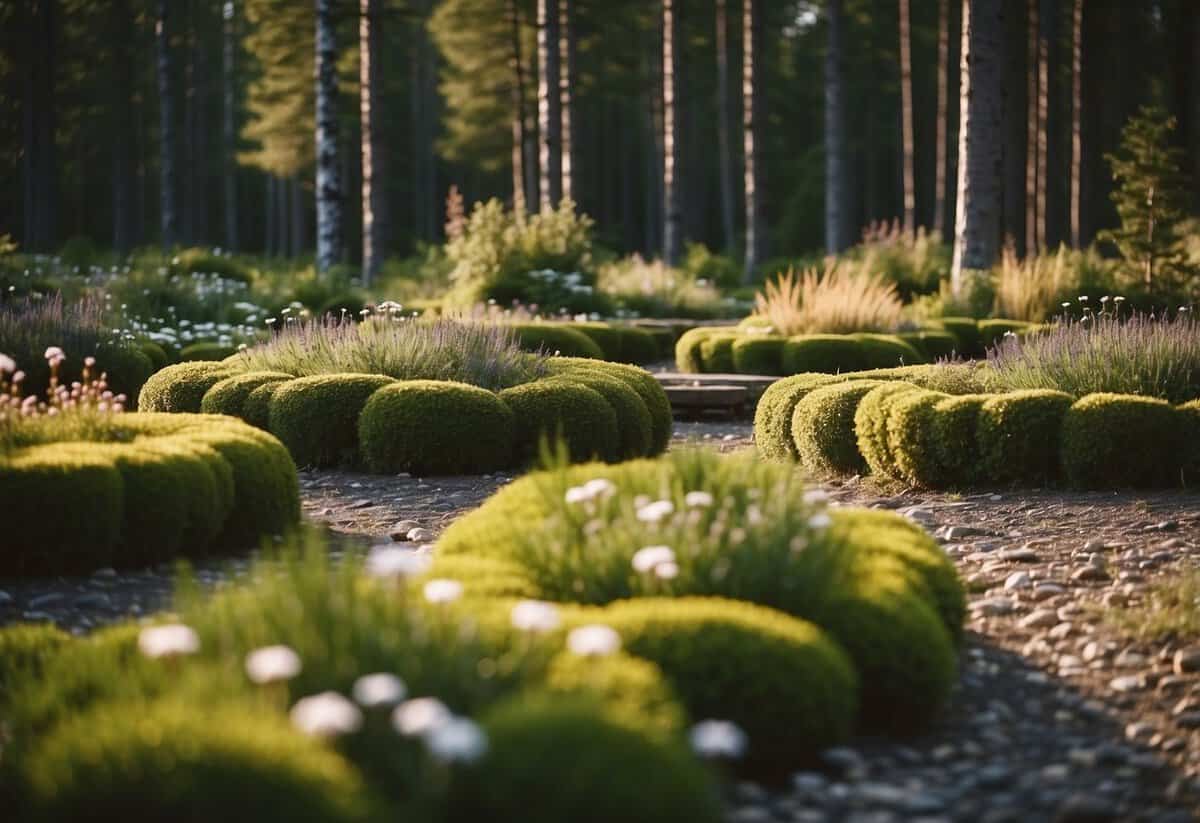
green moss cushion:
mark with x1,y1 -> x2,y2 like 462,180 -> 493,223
697,334 -> 740,373
138,361 -> 237,413
850,333 -> 926,369
587,597 -> 858,764
499,380 -> 620,464
781,335 -> 867,375
200,371 -> 295,421
548,374 -> 653,460
732,336 -> 786,375
242,381 -> 285,429
976,389 -> 1075,485
544,358 -> 672,455
358,380 -> 515,475
929,394 -> 990,486
853,382 -> 923,478
754,373 -> 845,461
510,323 -> 604,359
444,695 -> 722,823
268,374 -> 397,468
1061,393 -> 1184,488
674,327 -> 727,373
791,380 -> 884,475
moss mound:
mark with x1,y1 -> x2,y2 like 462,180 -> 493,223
138,361 -> 236,413
499,380 -> 620,464
200,371 -> 294,422
1061,393 -> 1183,488
791,380 -> 884,475
267,374 -> 396,468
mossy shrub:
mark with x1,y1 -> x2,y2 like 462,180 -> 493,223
20,699 -> 373,823
674,327 -> 727,373
731,335 -> 786,375
853,382 -> 923,478
851,333 -> 927,369
267,374 -> 396,468
542,652 -> 686,743
884,389 -> 951,487
976,389 -> 1074,485
753,372 -> 845,461
137,340 -> 172,371
693,333 -> 736,373
547,373 -> 653,460
791,380 -> 884,475
928,394 -> 990,487
444,694 -> 722,823
0,623 -> 71,699
138,361 -> 237,413
510,323 -> 604,359
180,341 -> 239,362
931,317 -> 983,357
242,381 -> 285,429
200,371 -> 294,421
574,323 -> 623,361
544,357 -> 672,456
358,380 -> 515,475
614,326 -> 661,365
1061,393 -> 1183,489
901,330 -> 959,362
590,597 -> 858,765
422,554 -> 541,601
781,335 -> 867,375
1181,400 -> 1200,485
498,380 -> 620,464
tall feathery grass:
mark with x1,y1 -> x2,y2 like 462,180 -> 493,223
234,315 -> 548,390
753,263 -> 904,336
988,311 -> 1200,404
992,246 -> 1079,322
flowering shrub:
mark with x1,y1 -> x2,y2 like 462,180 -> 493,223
0,349 -> 127,453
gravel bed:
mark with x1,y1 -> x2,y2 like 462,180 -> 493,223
4,420 -> 1200,819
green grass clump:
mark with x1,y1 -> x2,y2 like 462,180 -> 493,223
1060,393 -> 1183,488
0,623 -> 71,700
267,374 -> 396,468
358,380 -> 515,475
498,380 -> 619,464
200,371 -> 294,421
791,380 -> 884,475
976,389 -> 1074,485
138,361 -> 236,412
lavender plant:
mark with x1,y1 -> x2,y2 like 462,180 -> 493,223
988,310 -> 1200,404
234,313 -> 547,391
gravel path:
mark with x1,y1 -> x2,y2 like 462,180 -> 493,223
5,420 -> 1200,820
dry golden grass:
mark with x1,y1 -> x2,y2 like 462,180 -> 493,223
993,245 -> 1078,322
753,262 -> 903,336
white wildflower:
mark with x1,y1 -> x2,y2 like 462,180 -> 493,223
567,624 -> 621,657
807,512 -> 832,530
365,546 -> 432,580
425,716 -> 488,764
423,578 -> 464,605
245,644 -> 302,684
654,561 -> 680,580
636,500 -> 675,524
511,600 -> 562,633
684,491 -> 714,508
689,719 -> 748,759
393,697 -> 452,736
137,624 -> 200,659
290,691 -> 363,737
631,545 -> 676,574
352,673 -> 408,710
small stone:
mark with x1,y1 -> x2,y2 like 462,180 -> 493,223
1019,609 -> 1059,630
1173,647 -> 1200,674
973,597 -> 1018,616
1071,565 -> 1109,582
28,592 -> 64,609
389,520 -> 421,541
1109,674 -> 1145,693
1113,650 -> 1147,668
348,499 -> 374,510
0,590 -> 12,606
406,527 -> 434,542
1147,520 -> 1180,533
1004,571 -> 1032,590
945,525 -> 986,539
1174,712 -> 1200,730
73,592 -> 111,609
1055,793 -> 1119,823
91,567 -> 118,578
855,782 -> 906,807
791,771 -> 828,796
1000,547 -> 1040,562
1125,721 -> 1155,743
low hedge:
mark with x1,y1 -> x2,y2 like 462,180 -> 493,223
180,342 -> 239,362
498,380 -> 620,464
898,330 -> 959,362
978,318 -> 1037,349
0,414 -> 299,575
853,382 -> 923,478
933,316 -> 984,357
696,333 -> 739,373
267,374 -> 397,468
753,373 -> 844,460
613,326 -> 661,365
976,389 -> 1074,485
929,394 -> 990,486
137,340 -> 172,372
780,334 -> 866,375
791,380 -> 885,475
1061,394 -> 1182,488
1184,400 -> 1200,485
510,323 -> 604,360
139,361 -> 237,413
547,374 -> 653,461
200,371 -> 295,421
673,327 -> 729,373
358,380 -> 515,475
544,358 -> 672,456
585,597 -> 858,765
731,336 -> 786,375
851,333 -> 925,369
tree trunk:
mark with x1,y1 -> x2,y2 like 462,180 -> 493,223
507,0 -> 528,215
662,0 -> 681,265
1024,0 -> 1037,256
715,0 -> 736,254
824,0 -> 848,253
934,0 -> 950,236
537,0 -> 562,211
156,0 -> 177,251
899,0 -> 916,234
222,0 -> 238,252
183,0 -> 196,246
743,0 -> 766,274
1069,0 -> 1082,247
952,0 -> 1006,289
112,0 -> 134,254
314,0 -> 342,272
265,175 -> 276,257
192,1 -> 209,246
560,0 -> 575,204
359,0 -> 384,283
291,175 -> 305,258
1035,0 -> 1052,252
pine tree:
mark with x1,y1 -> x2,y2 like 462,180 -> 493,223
1099,105 -> 1198,292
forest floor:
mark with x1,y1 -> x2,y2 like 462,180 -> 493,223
4,420 -> 1200,821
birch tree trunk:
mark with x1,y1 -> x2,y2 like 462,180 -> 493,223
1036,0 -> 1052,252
314,0 -> 343,273
933,0 -> 950,237
537,0 -> 562,211
156,0 -> 177,251
359,0 -> 384,284
715,0 -> 736,254
743,0 -> 766,274
507,0 -> 527,215
899,0 -> 916,234
560,0 -> 575,204
951,0 -> 1006,291
662,0 -> 681,265
1069,0 -> 1082,247
1024,0 -> 1038,256
222,1 -> 238,252
824,0 -> 848,253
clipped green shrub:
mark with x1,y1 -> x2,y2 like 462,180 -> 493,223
543,652 -> 685,742
268,374 -> 396,467
754,372 -> 844,460
929,394 -> 990,486
932,317 -> 983,357
574,323 -> 623,361
180,342 -> 239,362
96,346 -> 156,407
499,380 -> 620,464
138,361 -> 236,413
200,371 -> 294,421
791,380 -> 884,475
781,335 -> 866,375
358,380 -> 515,474
1061,393 -> 1183,488
242,381 -> 285,429
976,389 -> 1074,485
590,597 -> 858,764
20,699 -> 373,823
614,326 -> 660,365
853,382 -> 923,478
884,389 -> 951,487
979,318 -> 1034,349
548,373 -> 652,460
510,323 -> 604,359
423,554 -> 540,600
851,333 -> 926,369
697,333 -> 739,373
544,357 -> 672,455
731,336 -> 786,375
444,695 -> 722,823
674,327 -> 727,372
1183,400 -> 1200,485
900,330 -> 959,361
137,340 -> 171,371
